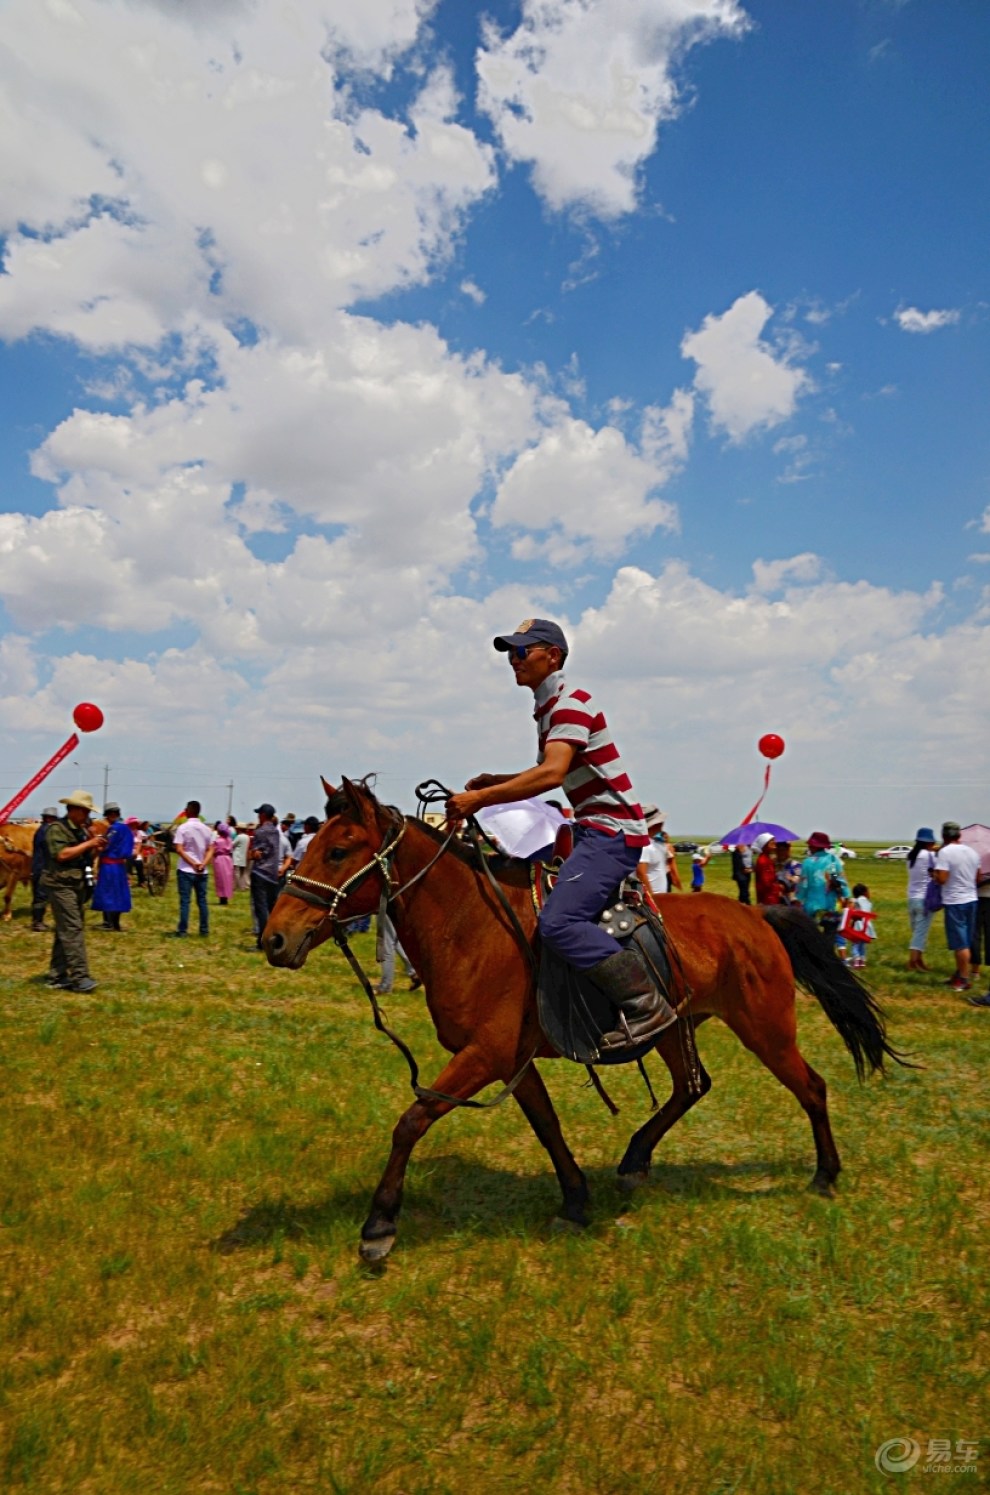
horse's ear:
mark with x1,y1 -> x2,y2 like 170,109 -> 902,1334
340,776 -> 371,824
320,775 -> 336,800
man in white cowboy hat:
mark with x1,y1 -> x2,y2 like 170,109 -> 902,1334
41,790 -> 106,992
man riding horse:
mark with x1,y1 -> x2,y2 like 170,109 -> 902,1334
446,618 -> 677,1048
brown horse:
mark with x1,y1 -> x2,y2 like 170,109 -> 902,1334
263,778 -> 903,1262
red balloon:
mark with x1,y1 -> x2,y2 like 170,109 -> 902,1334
758,733 -> 785,760
73,702 -> 104,734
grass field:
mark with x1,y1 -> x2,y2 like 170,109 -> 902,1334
1,848 -> 987,1493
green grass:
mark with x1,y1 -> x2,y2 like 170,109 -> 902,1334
0,851 -> 987,1493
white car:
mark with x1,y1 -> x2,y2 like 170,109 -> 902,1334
874,844 -> 912,860
835,844 -> 857,860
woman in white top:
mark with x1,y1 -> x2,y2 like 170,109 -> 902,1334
906,827 -> 938,971
231,824 -> 251,892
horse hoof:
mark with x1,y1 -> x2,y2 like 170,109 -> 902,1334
808,1175 -> 837,1198
617,1170 -> 649,1191
359,1231 -> 396,1263
551,1215 -> 587,1234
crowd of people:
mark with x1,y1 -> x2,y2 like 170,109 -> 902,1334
23,788 -> 989,1010
636,814 -> 986,1004
29,794 -> 326,993
904,823 -> 987,1004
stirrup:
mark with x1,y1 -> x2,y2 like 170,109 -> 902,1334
601,1003 -> 676,1049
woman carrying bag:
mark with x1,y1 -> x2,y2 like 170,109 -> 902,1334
906,828 -> 938,972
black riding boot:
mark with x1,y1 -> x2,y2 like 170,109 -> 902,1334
590,948 -> 677,1048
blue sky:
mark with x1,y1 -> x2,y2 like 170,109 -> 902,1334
0,0 -> 987,834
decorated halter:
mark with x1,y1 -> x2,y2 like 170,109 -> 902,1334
282,809 -> 407,920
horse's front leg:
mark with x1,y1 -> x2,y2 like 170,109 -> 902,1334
512,1064 -> 590,1227
360,1044 -> 495,1263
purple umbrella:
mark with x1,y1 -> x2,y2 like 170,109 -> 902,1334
720,820 -> 799,847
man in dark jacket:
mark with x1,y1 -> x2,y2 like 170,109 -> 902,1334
731,844 -> 752,904
250,803 -> 282,950
30,806 -> 59,931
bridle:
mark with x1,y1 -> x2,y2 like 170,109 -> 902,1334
282,808 -> 410,923
278,788 -> 538,1111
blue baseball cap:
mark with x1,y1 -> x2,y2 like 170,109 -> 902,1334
493,618 -> 569,657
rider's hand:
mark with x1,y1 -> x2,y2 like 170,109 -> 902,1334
464,773 -> 498,791
446,789 -> 483,824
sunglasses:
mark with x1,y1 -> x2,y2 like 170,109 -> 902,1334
509,643 -> 550,661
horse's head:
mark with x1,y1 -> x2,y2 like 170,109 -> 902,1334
262,775 -> 398,969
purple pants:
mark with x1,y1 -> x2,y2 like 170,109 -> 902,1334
538,825 -> 642,970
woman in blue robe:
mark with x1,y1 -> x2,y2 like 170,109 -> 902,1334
93,803 -> 134,931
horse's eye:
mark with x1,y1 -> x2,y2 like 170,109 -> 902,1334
329,848 -> 348,862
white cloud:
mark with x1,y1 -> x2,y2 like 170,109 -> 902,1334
0,643 -> 250,746
0,1 -> 494,346
681,291 -> 810,442
977,505 -> 990,535
578,560 -> 939,680
28,316 -> 543,578
0,636 -> 38,699
460,279 -> 486,305
641,388 -> 695,471
476,0 -> 749,217
749,553 -> 822,593
2,554 -> 986,834
559,563 -> 988,834
490,416 -> 679,561
894,305 -> 961,334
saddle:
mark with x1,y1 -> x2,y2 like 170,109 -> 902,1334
530,861 -> 678,1067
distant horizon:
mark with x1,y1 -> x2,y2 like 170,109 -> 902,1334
6,772 -> 979,848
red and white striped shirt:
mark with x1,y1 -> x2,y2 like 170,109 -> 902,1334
534,671 -> 648,847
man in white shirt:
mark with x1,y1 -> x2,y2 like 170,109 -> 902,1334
637,806 -> 680,896
933,820 -> 980,992
277,820 -> 294,887
170,799 -> 214,938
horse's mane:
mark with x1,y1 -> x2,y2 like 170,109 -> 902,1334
324,777 -> 531,887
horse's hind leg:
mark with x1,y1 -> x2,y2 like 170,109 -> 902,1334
360,1044 -> 495,1263
727,994 -> 842,1196
512,1065 -> 589,1227
617,1027 -> 712,1185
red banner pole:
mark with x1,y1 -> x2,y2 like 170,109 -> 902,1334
0,733 -> 80,824
739,763 -> 772,828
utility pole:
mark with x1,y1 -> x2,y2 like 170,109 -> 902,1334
227,781 -> 234,818
103,764 -> 110,804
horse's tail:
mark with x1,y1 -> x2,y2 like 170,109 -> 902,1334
761,905 -> 914,1080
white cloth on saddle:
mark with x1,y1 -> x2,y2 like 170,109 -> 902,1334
476,798 -> 566,860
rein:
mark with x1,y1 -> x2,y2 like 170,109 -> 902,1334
413,781 -> 538,981
280,784 -> 539,1111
